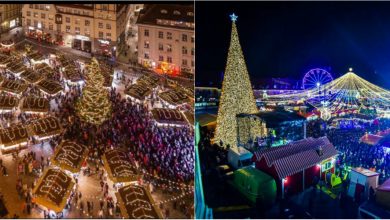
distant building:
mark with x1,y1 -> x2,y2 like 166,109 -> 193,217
137,4 -> 195,75
0,4 -> 22,33
21,4 -> 129,56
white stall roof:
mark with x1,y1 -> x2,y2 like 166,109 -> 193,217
352,167 -> 380,177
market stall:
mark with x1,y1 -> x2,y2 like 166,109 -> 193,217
115,184 -> 163,219
51,140 -> 88,173
347,167 -> 379,201
0,124 -> 29,153
27,116 -> 63,140
20,69 -> 44,84
151,108 -> 187,126
137,74 -> 160,89
20,97 -> 50,113
0,79 -> 28,95
33,168 -> 75,213
37,79 -> 63,95
102,148 -> 141,183
7,62 -> 26,75
159,90 -> 189,107
0,96 -> 18,111
125,84 -> 152,101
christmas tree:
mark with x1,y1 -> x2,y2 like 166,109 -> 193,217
214,14 -> 259,148
76,58 -> 112,125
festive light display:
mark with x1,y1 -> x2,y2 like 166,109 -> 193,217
267,68 -> 390,118
214,14 -> 259,147
76,58 -> 112,125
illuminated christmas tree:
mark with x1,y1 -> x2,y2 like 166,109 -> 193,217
76,58 -> 112,125
215,14 -> 259,148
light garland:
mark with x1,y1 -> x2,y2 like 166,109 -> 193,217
215,16 -> 260,147
76,58 -> 112,125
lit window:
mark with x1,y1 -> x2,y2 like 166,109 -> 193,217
158,31 -> 163,39
161,9 -> 167,14
182,34 -> 187,42
106,23 -> 111,30
167,32 -> 172,40
98,22 -> 103,28
144,41 -> 149,49
173,10 -> 181,15
158,43 -> 163,51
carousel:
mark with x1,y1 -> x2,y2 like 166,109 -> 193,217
33,168 -> 75,213
102,148 -> 141,184
51,140 -> 88,174
115,184 -> 163,219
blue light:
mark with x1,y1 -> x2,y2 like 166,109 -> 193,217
230,13 -> 238,22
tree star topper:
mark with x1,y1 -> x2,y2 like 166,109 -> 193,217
230,13 -> 238,22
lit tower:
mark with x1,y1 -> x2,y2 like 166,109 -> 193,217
214,14 -> 259,148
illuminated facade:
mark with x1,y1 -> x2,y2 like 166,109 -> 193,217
0,4 -> 22,33
21,4 -> 128,56
137,4 -> 194,75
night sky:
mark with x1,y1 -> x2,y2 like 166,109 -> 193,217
196,1 -> 390,89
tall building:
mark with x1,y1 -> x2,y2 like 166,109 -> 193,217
0,4 -> 22,33
137,4 -> 195,75
21,4 -> 128,56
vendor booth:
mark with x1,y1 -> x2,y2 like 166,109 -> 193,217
151,108 -> 188,127
0,79 -> 27,95
51,140 -> 88,173
0,124 -> 29,153
102,149 -> 141,183
37,79 -> 63,95
0,96 -> 18,111
115,184 -> 163,219
125,83 -> 152,102
376,178 -> 390,210
347,167 -> 379,202
27,116 -> 63,140
20,97 -> 50,113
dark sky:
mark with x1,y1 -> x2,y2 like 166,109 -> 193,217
196,1 -> 390,89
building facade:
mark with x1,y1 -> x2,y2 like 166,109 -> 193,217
21,4 -> 128,56
137,4 -> 195,75
0,4 -> 22,33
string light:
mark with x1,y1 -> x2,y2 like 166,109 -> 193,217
215,16 -> 260,147
76,58 -> 112,125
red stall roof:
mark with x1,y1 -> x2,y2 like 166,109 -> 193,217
253,137 -> 338,179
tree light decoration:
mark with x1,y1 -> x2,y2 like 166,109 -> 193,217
214,15 -> 259,147
76,58 -> 112,125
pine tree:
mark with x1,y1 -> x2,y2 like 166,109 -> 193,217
215,15 -> 259,148
76,58 -> 112,125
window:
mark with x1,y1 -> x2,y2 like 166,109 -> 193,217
187,12 -> 194,16
26,19 -> 31,26
33,20 -> 38,27
144,41 -> 149,49
182,34 -> 187,42
85,20 -> 90,26
182,46 -> 187,55
173,10 -> 181,15
191,60 -> 194,67
75,27 -> 80,35
45,5 -> 50,10
167,56 -> 172,63
167,32 -> 172,40
33,12 -> 38,18
102,4 -> 108,11
191,36 -> 195,43
106,32 -> 111,40
159,56 -> 163,62
85,28 -> 90,37
160,9 -> 167,14
182,59 -> 187,66
144,29 -> 149,37
158,31 -> 163,39
144,52 -> 150,59
167,44 -> 172,52
98,31 -> 104,38
27,11 -> 31,17
41,22 -> 45,29
106,23 -> 111,30
75,18 -> 80,25
66,26 -> 70,33
191,48 -> 195,56
158,43 -> 163,51
66,17 -> 70,23
49,23 -> 53,31
48,14 -> 54,20
98,22 -> 103,28
39,5 -> 44,10
29,4 -> 33,9
34,5 -> 38,9
41,13 -> 45,19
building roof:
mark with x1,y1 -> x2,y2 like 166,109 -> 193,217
253,137 -> 338,179
377,178 -> 390,192
137,4 -> 194,30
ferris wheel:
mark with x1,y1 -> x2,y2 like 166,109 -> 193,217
302,68 -> 333,90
